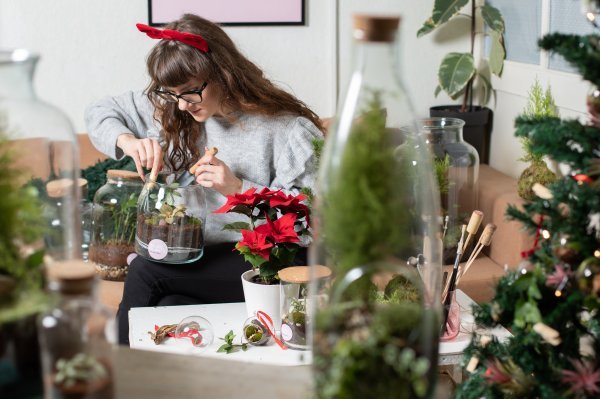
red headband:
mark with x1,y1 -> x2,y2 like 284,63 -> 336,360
136,23 -> 209,53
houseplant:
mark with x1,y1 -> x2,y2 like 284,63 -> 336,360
214,187 -> 310,325
516,78 -> 558,201
418,0 -> 506,164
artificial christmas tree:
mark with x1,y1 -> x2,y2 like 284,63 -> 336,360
454,7 -> 600,399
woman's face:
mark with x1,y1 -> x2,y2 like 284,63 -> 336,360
165,78 -> 223,122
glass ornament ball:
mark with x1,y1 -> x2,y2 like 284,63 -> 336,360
175,316 -> 214,348
242,316 -> 270,346
577,257 -> 600,297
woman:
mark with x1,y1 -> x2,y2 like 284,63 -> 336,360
85,14 -> 323,345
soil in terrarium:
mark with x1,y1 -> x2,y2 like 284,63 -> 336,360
136,213 -> 203,262
89,243 -> 133,281
281,310 -> 307,348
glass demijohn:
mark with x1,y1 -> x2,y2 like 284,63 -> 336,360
310,16 -> 442,399
89,170 -> 143,280
136,171 -> 206,263
37,261 -> 114,399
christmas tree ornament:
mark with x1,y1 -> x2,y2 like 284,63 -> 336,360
174,315 -> 214,348
533,322 -> 561,346
577,256 -> 600,296
587,212 -> 600,239
587,87 -> 600,121
560,358 -> 600,396
242,316 -> 270,346
573,173 -> 593,185
553,234 -> 582,265
532,182 -> 553,199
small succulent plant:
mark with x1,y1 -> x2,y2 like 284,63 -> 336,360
54,353 -> 108,387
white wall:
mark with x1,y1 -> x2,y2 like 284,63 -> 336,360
0,0 -> 336,133
0,0 -> 592,178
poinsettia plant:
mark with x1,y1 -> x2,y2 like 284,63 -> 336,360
214,187 -> 311,284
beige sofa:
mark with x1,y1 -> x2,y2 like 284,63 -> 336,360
75,134 -> 532,311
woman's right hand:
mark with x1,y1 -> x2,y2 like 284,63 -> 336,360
117,133 -> 163,181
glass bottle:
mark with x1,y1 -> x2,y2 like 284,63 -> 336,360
89,170 -> 143,281
135,171 -> 206,263
419,117 -> 479,265
310,15 -> 441,399
0,49 -> 81,397
37,260 -> 114,399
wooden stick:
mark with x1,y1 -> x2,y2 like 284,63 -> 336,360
462,210 -> 483,252
442,215 -> 449,239
457,224 -> 496,286
189,147 -> 219,174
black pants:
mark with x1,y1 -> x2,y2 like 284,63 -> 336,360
117,242 -> 307,345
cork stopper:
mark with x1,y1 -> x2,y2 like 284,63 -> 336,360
353,15 -> 400,42
480,224 -> 497,246
46,178 -> 88,198
466,210 -> 483,234
46,259 -> 96,295
107,169 -> 141,180
278,265 -> 332,284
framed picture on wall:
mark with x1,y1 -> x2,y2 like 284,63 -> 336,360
148,0 -> 305,27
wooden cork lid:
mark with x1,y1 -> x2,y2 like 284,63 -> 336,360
278,265 -> 332,284
46,259 -> 96,295
107,169 -> 141,180
353,15 -> 400,43
46,178 -> 88,198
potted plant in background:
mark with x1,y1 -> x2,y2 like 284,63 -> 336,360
516,78 -> 558,201
214,187 -> 311,328
418,0 -> 506,164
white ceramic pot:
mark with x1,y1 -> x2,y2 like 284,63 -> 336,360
241,270 -> 281,330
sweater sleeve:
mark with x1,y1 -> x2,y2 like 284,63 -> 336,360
84,91 -> 157,160
240,116 -> 324,195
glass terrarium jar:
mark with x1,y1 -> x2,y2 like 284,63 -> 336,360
37,261 -> 114,399
89,170 -> 143,281
310,16 -> 441,399
135,172 -> 206,263
419,117 -> 479,265
279,266 -> 331,350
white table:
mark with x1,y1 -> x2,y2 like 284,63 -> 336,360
129,289 -> 511,368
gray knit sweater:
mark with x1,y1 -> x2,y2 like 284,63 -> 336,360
84,91 -> 323,245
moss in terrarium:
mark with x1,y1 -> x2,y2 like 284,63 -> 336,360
243,324 -> 263,343
54,353 -> 108,387
322,91 -> 410,274
383,274 -> 420,303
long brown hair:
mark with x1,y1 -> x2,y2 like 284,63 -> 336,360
146,14 -> 323,170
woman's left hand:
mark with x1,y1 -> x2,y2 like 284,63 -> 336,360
193,148 -> 242,196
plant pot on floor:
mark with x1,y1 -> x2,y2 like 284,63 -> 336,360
430,105 -> 493,164
241,270 -> 281,330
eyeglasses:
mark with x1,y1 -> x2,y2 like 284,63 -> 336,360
153,81 -> 208,104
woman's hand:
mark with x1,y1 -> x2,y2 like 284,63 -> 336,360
193,147 -> 242,196
117,133 -> 163,180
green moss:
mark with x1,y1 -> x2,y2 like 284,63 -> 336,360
517,160 -> 558,201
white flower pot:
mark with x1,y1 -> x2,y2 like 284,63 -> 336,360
241,270 -> 281,330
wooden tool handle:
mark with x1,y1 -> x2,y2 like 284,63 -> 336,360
189,147 -> 219,174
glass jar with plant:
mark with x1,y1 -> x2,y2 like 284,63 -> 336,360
89,170 -> 143,281
419,0 -> 506,164
310,15 -> 441,399
135,172 -> 206,263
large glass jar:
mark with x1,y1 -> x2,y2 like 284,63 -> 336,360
89,170 -> 143,281
37,261 -> 114,399
0,49 -> 81,396
135,172 -> 206,263
419,117 -> 479,265
310,16 -> 442,399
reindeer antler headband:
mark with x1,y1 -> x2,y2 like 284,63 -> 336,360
136,23 -> 209,53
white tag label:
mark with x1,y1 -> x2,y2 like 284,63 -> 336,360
281,323 -> 293,341
148,239 -> 168,260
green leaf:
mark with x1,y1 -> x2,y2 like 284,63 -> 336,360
514,300 -> 542,328
25,249 -> 45,269
434,85 -> 442,97
222,222 -> 251,232
417,18 -> 436,38
480,4 -> 504,34
477,72 -> 492,105
217,344 -> 230,353
431,0 -> 470,26
488,30 -> 505,76
438,52 -> 475,98
229,204 -> 253,217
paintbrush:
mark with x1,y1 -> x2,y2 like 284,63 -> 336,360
441,224 -> 467,333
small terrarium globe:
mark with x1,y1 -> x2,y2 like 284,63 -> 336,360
135,171 -> 206,263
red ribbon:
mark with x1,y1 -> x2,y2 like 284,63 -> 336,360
154,324 -> 203,346
521,215 -> 545,258
256,311 -> 287,350
136,23 -> 209,53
